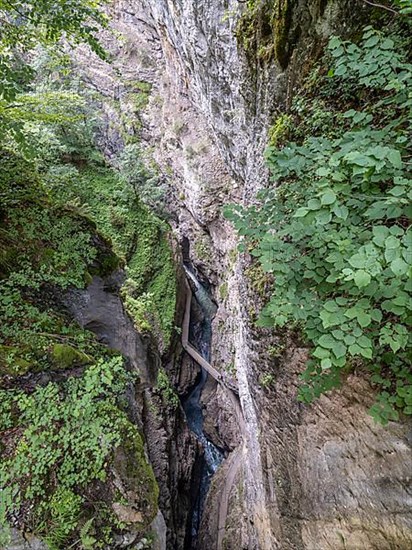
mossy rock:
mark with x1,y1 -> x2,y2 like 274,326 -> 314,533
236,0 -> 297,69
50,343 -> 93,370
271,0 -> 295,69
111,433 -> 159,529
0,345 -> 32,376
84,270 -> 94,286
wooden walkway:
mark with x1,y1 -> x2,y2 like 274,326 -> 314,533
182,278 -> 244,550
182,281 -> 237,392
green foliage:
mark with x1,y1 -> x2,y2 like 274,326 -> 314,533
194,235 -> 211,261
219,282 -> 229,300
41,488 -> 83,550
268,114 -> 293,148
0,0 -> 108,57
0,0 -> 107,149
118,143 -> 165,213
127,80 -> 152,111
0,7 -> 168,546
225,27 -> 412,424
155,368 -> 179,409
79,518 -> 98,550
45,163 -> 177,349
0,356 -> 147,546
0,91 -> 88,152
394,0 -> 412,14
259,372 -> 275,388
0,150 -> 162,543
0,152 -> 112,375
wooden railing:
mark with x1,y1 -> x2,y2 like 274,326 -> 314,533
182,281 -> 238,393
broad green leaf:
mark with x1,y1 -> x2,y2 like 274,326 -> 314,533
307,198 -> 322,210
359,347 -> 373,359
345,307 -> 359,320
332,342 -> 347,359
354,270 -> 371,288
387,149 -> 402,169
324,300 -> 339,312
333,204 -> 349,219
320,190 -> 337,206
372,226 -> 389,247
364,35 -> 379,48
318,334 -> 336,349
358,335 -> 372,349
385,236 -> 401,250
358,312 -> 372,328
349,343 -> 363,356
316,167 -> 330,177
313,347 -> 331,359
321,358 -> 332,370
370,309 -> 383,322
390,257 -> 409,276
335,64 -> 348,76
344,334 -> 356,345
294,207 -> 309,217
348,254 -> 366,269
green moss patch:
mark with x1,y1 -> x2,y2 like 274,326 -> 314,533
50,343 -> 93,369
236,0 -> 297,68
112,432 -> 159,528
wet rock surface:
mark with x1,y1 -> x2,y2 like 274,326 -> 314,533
65,273 -> 155,383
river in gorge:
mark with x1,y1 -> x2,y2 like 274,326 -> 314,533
182,266 -> 224,548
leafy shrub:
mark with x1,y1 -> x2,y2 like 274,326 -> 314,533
225,27 -> 412,424
0,356 -> 147,546
268,114 -> 293,148
155,368 -> 179,409
45,163 -> 177,348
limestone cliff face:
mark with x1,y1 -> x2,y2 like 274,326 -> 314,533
71,1 -> 411,548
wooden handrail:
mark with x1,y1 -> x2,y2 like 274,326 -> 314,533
182,280 -> 238,392
182,278 -> 245,549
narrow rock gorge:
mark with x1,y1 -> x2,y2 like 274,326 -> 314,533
0,1 -> 411,550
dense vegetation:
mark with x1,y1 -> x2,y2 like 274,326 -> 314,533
0,1 -> 176,547
227,18 -> 412,424
0,88 -> 163,550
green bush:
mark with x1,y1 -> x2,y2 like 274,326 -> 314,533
0,356 -> 157,547
226,26 -> 412,424
155,368 -> 179,409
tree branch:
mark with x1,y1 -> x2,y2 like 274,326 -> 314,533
2,0 -> 31,22
360,0 -> 399,15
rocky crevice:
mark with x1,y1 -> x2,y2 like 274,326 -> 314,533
64,0 -> 412,548
63,270 -> 201,549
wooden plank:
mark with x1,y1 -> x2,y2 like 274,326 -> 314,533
182,280 -> 238,393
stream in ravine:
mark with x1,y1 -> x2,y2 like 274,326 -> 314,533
182,266 -> 224,547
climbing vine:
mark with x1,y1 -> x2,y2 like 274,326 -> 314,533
225,26 -> 412,424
